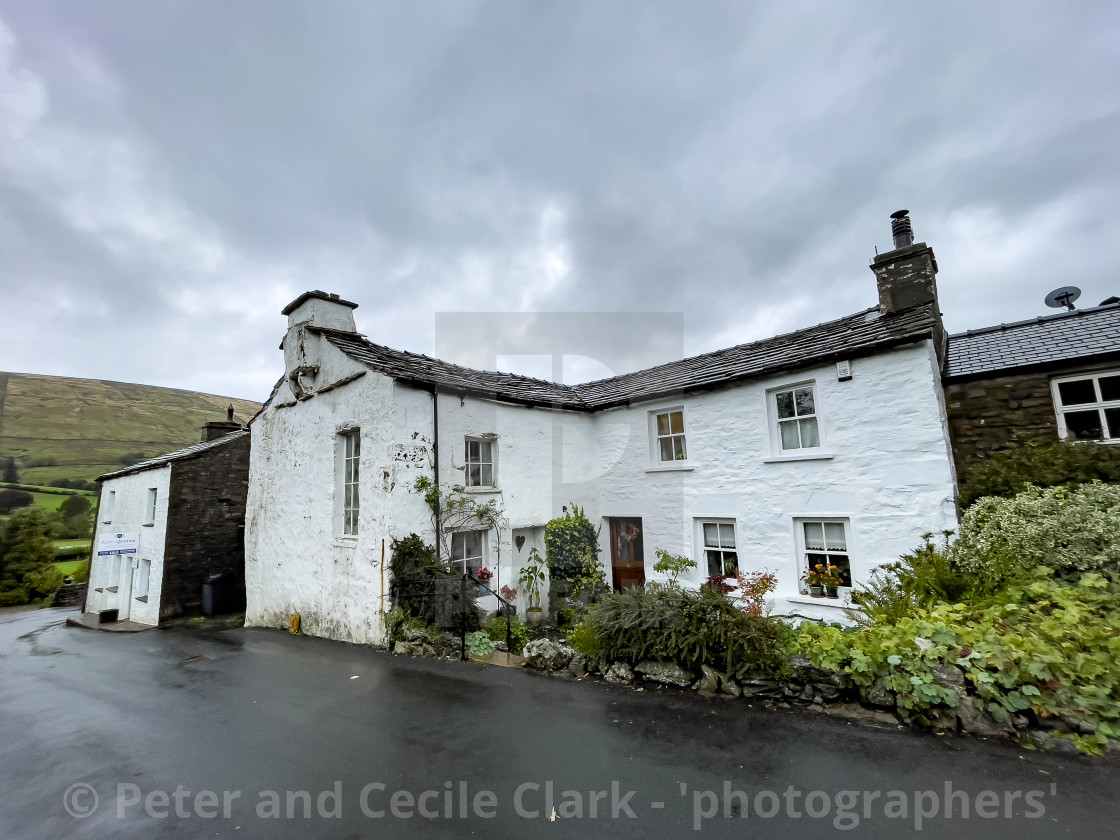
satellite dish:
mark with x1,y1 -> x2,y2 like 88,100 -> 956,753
1044,286 -> 1081,311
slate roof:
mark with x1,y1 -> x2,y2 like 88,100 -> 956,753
944,303 -> 1120,380
98,430 -> 250,481
315,302 -> 941,411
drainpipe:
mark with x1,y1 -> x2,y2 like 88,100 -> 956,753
431,385 -> 442,556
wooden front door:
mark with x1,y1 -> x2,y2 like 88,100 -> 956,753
608,517 -> 646,591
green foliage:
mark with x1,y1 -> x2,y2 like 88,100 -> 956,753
388,533 -> 456,625
796,568 -> 1120,752
571,548 -> 609,603
652,548 -> 696,584
0,507 -> 63,605
582,584 -> 790,679
465,630 -> 497,658
484,614 -> 529,655
565,620 -> 602,658
59,494 -> 91,518
545,504 -> 600,582
851,532 -> 972,625
0,488 -> 34,515
959,439 -> 1120,507
952,482 -> 1120,585
518,547 -> 547,610
3,457 -> 17,484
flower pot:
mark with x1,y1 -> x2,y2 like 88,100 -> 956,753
526,608 -> 543,627
826,587 -> 839,599
808,585 -> 825,597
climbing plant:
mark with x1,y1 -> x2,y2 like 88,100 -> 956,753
544,503 -> 600,583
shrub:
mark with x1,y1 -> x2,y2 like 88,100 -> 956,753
465,631 -> 496,659
582,584 -> 790,679
652,549 -> 696,585
484,614 -> 529,655
952,482 -> 1120,585
851,532 -> 973,625
734,568 -> 778,618
565,620 -> 601,658
545,504 -> 600,583
388,534 -> 478,629
0,508 -> 62,605
0,489 -> 33,515
796,568 -> 1120,754
959,439 -> 1120,507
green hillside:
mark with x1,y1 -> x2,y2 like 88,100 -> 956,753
0,372 -> 260,485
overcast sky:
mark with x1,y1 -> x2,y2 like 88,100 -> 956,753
1,1 -> 1117,402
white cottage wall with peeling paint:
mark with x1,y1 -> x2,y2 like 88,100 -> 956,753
593,339 -> 957,621
245,334 -> 395,644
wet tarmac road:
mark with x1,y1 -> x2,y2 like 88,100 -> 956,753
1,606 -> 1117,839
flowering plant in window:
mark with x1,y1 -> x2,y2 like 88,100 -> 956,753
803,563 -> 843,589
476,567 -> 493,586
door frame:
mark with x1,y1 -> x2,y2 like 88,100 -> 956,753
607,516 -> 646,591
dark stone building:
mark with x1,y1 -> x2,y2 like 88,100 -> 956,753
83,410 -> 250,626
943,302 -> 1120,484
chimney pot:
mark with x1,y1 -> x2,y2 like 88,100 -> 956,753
890,209 -> 914,250
227,404 -> 234,422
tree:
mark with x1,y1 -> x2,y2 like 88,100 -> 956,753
0,489 -> 34,515
0,508 -> 62,605
2,457 -> 17,484
59,494 -> 91,518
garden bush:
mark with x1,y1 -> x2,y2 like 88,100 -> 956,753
0,488 -> 33,515
579,584 -> 791,679
388,534 -> 478,630
545,504 -> 600,583
796,568 -> 1120,754
959,439 -> 1120,507
851,532 -> 973,625
0,508 -> 63,605
484,614 -> 529,655
951,482 -> 1120,586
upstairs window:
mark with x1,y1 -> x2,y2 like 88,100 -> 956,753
651,408 -> 688,464
772,384 -> 820,452
144,488 -> 157,526
1052,371 -> 1120,442
102,490 -> 115,524
450,530 -> 485,576
464,438 -> 495,487
341,430 -> 360,535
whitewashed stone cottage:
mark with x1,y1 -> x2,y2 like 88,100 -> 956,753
245,212 -> 959,643
84,412 -> 250,627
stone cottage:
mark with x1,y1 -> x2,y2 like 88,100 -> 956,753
245,212 -> 960,644
944,300 -> 1120,483
83,410 -> 250,626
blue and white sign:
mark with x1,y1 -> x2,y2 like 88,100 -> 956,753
97,532 -> 140,556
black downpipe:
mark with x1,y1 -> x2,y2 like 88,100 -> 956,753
431,386 -> 441,555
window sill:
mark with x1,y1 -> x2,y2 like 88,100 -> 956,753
762,452 -> 835,464
333,537 -> 358,548
645,464 -> 695,473
459,486 -> 500,494
101,520 -> 112,525
142,523 -> 155,528
107,586 -> 118,593
135,595 -> 148,603
786,594 -> 852,609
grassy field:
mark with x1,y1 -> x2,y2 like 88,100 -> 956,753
0,371 -> 260,484
53,558 -> 89,577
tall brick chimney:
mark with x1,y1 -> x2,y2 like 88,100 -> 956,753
871,210 -> 940,315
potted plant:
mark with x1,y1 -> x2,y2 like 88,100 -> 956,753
476,567 -> 493,588
801,565 -> 826,597
499,584 -> 518,618
818,563 -> 845,598
519,548 -> 547,627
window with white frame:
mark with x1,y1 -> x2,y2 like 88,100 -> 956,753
135,558 -> 151,599
144,488 -> 157,526
107,555 -> 121,592
798,519 -> 852,588
771,384 -> 820,452
1051,371 -> 1120,442
464,438 -> 495,487
102,490 -> 115,523
700,520 -> 738,578
450,530 -> 485,576
341,430 -> 360,535
651,408 -> 688,464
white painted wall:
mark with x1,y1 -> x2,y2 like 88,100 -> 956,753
87,466 -> 171,626
246,312 -> 958,643
593,339 -> 958,621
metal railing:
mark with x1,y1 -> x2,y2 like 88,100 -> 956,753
390,573 -> 514,662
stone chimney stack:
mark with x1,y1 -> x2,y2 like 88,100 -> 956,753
871,210 -> 940,316
201,405 -> 243,442
280,290 -> 360,401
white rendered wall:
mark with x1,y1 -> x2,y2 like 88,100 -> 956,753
245,337 -> 394,644
594,339 -> 958,622
87,466 -> 171,626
